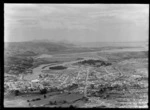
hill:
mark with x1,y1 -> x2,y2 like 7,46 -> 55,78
4,41 -> 75,56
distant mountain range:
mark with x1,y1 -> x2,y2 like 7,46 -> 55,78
4,40 -> 148,56
75,41 -> 148,48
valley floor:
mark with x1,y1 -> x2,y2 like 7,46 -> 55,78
4,47 -> 148,108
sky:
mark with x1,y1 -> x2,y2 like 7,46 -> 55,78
4,4 -> 149,42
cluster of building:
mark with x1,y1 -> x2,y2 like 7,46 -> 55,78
4,70 -> 82,96
4,63 -> 117,98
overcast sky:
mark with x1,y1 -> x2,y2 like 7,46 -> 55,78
4,4 -> 149,42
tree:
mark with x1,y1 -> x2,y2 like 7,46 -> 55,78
90,84 -> 94,89
40,88 -> 47,94
14,90 -> 19,96
69,105 -> 74,108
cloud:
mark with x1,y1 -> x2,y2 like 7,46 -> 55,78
4,4 -> 149,42
62,4 -> 100,8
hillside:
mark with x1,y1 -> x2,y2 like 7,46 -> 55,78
4,41 -> 75,56
75,41 -> 148,48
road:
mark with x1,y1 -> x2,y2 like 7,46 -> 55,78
23,57 -> 104,81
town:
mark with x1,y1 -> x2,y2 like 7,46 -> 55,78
4,55 -> 148,107
4,3 -> 148,108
